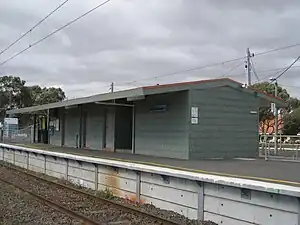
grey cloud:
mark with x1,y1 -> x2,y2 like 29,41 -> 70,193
0,0 -> 300,98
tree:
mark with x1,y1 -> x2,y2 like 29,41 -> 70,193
0,76 -> 31,109
283,107 -> 300,135
251,82 -> 300,135
27,86 -> 65,106
251,82 -> 290,101
0,75 -> 66,127
287,97 -> 300,112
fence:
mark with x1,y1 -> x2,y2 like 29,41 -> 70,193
1,125 -> 33,144
259,134 -> 300,161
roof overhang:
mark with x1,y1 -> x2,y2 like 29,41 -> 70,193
6,78 -> 287,115
6,87 -> 145,115
142,78 -> 287,108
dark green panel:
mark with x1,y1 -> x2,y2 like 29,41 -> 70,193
189,86 -> 259,159
135,91 -> 189,159
115,107 -> 132,150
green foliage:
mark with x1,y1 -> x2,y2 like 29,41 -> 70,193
251,82 -> 290,101
287,97 -> 300,112
27,85 -> 65,105
251,82 -> 290,123
283,107 -> 300,135
251,82 -> 300,134
96,187 -> 114,199
0,75 -> 66,109
0,75 -> 66,126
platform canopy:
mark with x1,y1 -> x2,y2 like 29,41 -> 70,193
6,78 -> 287,115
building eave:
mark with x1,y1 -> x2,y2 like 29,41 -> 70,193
6,77 -> 287,115
6,87 -> 145,114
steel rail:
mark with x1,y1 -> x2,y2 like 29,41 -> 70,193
0,176 -> 104,225
0,162 -> 180,225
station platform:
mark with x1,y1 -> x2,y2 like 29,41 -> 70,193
9,143 -> 300,187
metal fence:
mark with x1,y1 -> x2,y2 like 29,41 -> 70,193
259,134 -> 300,161
1,125 -> 34,144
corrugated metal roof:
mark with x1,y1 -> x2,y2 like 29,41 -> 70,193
6,78 -> 286,114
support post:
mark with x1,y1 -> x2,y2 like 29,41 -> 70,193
33,114 -> 37,143
274,81 -> 278,154
136,171 -> 141,203
1,147 -> 4,160
82,111 -> 87,148
2,148 -> 4,160
65,158 -> 69,180
47,109 -> 50,144
131,106 -> 136,154
246,48 -> 252,86
13,149 -> 15,165
26,152 -> 29,169
110,82 -> 114,93
94,164 -> 98,191
79,105 -> 83,148
44,155 -> 47,174
197,181 -> 204,221
61,109 -> 65,146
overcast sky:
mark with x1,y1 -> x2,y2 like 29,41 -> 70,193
0,0 -> 300,98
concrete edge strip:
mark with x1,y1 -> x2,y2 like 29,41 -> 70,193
1,143 -> 300,197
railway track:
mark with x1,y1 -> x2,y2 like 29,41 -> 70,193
0,176 -> 105,225
0,162 -> 180,225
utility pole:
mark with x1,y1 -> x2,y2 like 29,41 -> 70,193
8,91 -> 12,118
110,82 -> 114,93
269,56 -> 300,155
269,77 -> 278,155
245,48 -> 252,87
274,80 -> 278,154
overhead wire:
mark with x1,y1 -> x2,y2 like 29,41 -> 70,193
255,43 -> 300,57
0,0 -> 70,56
250,57 -> 260,82
274,56 -> 300,80
122,56 -> 247,87
2,1 -> 300,94
0,0 -> 112,67
253,56 -> 300,85
218,60 -> 245,78
116,43 -> 300,88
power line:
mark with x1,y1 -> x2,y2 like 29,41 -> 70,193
0,0 -> 70,56
120,43 -> 300,87
0,0 -> 111,67
219,61 -> 245,78
121,57 -> 247,86
255,43 -> 300,57
281,84 -> 300,88
250,58 -> 260,82
274,56 -> 300,80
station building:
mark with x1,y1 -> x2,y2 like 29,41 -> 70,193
6,78 -> 285,160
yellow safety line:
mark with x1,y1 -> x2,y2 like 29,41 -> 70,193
13,143 -> 300,187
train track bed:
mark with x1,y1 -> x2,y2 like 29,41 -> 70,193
0,178 -> 79,225
0,162 -> 216,225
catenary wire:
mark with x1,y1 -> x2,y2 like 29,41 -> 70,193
274,56 -> 300,80
253,57 -> 300,84
116,43 -> 300,87
255,43 -> 300,57
0,0 -> 70,56
0,0 -> 112,67
218,61 -> 245,78
250,57 -> 260,82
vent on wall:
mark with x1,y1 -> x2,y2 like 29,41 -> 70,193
150,105 -> 167,112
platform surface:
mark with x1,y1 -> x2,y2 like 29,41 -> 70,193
10,143 -> 300,187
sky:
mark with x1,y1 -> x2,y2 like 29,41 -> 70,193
0,0 -> 300,99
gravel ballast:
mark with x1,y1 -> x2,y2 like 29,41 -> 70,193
0,178 -> 79,225
0,163 -> 217,225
